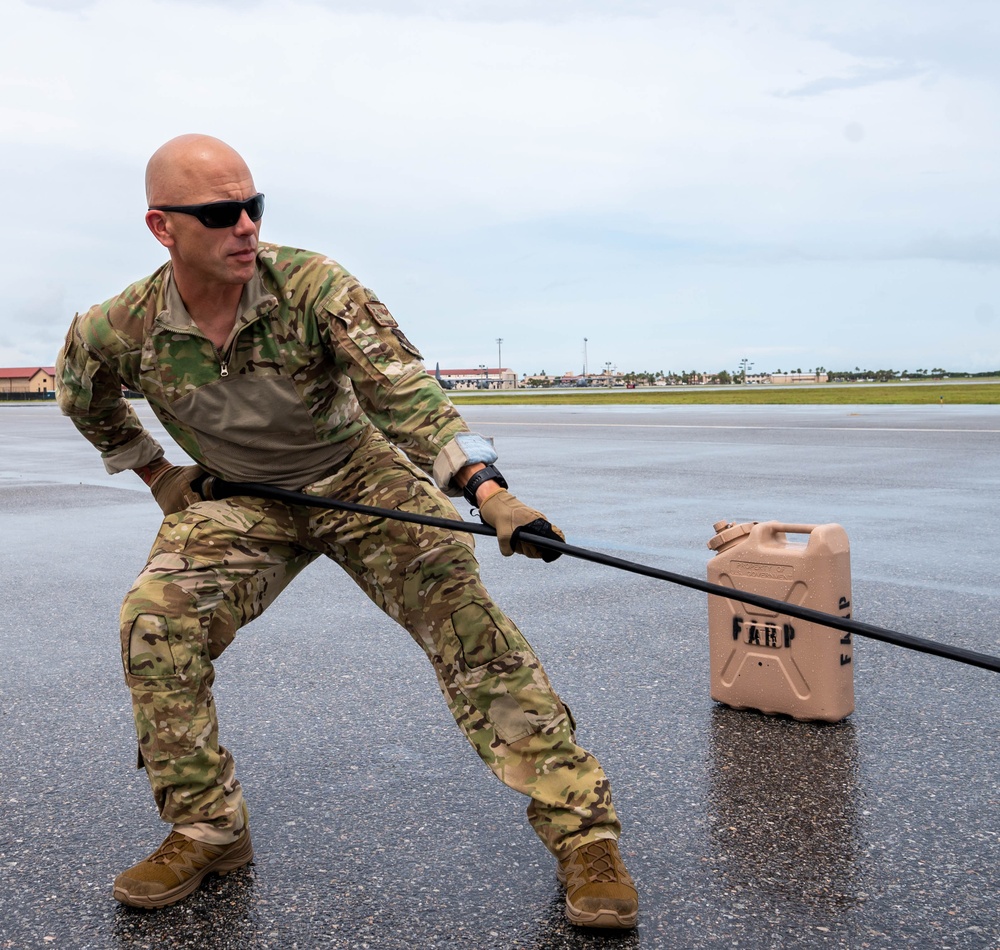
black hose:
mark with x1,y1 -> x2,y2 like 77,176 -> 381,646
200,476 -> 1000,675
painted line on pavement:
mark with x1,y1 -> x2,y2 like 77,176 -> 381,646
475,422 -> 1000,434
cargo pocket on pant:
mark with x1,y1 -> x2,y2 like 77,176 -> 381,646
456,649 -> 562,746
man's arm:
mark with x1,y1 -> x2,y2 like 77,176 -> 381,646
133,458 -> 173,487
57,309 -> 201,515
317,279 -> 491,490
452,462 -> 565,562
56,309 -> 166,473
135,458 -> 204,515
316,277 -> 564,558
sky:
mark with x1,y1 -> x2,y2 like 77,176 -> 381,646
2,0 -> 998,377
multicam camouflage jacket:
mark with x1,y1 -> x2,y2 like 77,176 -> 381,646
56,243 -> 490,492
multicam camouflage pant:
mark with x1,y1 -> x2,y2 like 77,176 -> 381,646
120,428 -> 620,856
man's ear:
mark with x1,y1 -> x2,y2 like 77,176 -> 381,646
145,210 -> 174,248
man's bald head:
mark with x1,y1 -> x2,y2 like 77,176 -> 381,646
143,134 -> 262,295
145,134 -> 255,207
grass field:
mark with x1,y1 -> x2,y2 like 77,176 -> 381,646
4,382 -> 998,408
448,382 -> 1000,406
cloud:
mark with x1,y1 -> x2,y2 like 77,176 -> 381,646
810,5 -> 1000,83
23,0 -> 95,9
668,231 -> 1000,266
899,233 -> 1000,264
775,62 -> 928,98
1,0 -> 998,373
146,0 -> 670,22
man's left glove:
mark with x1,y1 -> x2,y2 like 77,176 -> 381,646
149,464 -> 203,516
478,489 -> 565,562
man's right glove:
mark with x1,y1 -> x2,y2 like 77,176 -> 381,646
477,489 -> 565,562
149,464 -> 203,516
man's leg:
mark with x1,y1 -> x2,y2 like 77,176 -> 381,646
115,496 -> 313,907
307,434 -> 636,926
305,433 -> 623,855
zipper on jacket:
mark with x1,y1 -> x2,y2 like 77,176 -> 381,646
217,339 -> 234,377
214,309 -> 263,378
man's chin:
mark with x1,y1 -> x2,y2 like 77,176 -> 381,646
227,259 -> 258,284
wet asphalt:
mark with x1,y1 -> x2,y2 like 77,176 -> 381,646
1,401 -> 997,949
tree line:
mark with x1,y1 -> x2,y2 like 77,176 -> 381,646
523,366 -> 999,387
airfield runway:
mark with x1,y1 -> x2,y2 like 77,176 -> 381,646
1,401 -> 997,948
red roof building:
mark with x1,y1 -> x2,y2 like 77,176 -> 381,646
0,366 -> 57,394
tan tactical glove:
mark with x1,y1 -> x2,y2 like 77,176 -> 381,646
478,489 -> 565,562
148,464 -> 203,516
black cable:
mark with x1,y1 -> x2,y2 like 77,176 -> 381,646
201,476 -> 1000,675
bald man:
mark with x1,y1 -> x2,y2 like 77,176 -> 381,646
56,134 -> 637,928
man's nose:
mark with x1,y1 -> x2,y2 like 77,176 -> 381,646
233,210 -> 257,234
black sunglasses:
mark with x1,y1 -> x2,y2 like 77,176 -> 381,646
148,193 -> 265,229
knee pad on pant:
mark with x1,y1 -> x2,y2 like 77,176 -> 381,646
120,605 -> 209,685
451,602 -> 512,667
123,612 -> 175,678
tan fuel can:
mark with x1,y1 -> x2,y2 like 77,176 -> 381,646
706,520 -> 854,722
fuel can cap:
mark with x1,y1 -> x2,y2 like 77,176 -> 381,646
707,520 -> 756,552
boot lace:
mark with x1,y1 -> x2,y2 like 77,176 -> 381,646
573,841 -> 621,884
147,832 -> 195,865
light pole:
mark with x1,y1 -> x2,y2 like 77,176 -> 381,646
496,338 -> 503,389
605,361 -> 612,387
479,363 -> 488,390
583,337 -> 588,377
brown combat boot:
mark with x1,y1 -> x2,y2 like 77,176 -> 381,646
557,839 -> 638,929
113,818 -> 253,909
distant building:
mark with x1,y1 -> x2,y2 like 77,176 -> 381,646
522,373 -> 556,387
769,372 -> 829,385
434,367 -> 517,390
0,366 -> 56,395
